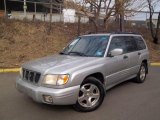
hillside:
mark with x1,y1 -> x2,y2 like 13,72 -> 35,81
0,18 -> 160,68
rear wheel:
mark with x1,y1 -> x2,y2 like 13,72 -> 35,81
134,62 -> 147,83
73,77 -> 105,112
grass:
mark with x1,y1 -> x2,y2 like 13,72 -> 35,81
0,18 -> 160,68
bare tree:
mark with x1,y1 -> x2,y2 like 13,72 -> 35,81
80,0 -> 148,31
80,0 -> 104,32
65,0 -> 149,32
115,0 -> 148,31
43,0 -> 63,33
147,0 -> 160,44
73,0 -> 115,32
103,0 -> 115,30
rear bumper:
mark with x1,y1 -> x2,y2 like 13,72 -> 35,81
16,77 -> 80,105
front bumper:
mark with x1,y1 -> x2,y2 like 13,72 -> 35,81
16,77 -> 80,105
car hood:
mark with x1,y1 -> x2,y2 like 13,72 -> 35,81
22,55 -> 103,74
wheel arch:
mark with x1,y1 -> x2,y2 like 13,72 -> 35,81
84,72 -> 105,84
142,59 -> 148,74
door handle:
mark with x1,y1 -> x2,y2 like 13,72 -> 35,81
123,55 -> 128,59
138,52 -> 141,55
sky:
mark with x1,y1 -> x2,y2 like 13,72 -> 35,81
129,1 -> 160,20
127,13 -> 159,20
74,0 -> 160,21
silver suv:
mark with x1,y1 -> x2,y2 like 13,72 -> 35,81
16,33 -> 149,112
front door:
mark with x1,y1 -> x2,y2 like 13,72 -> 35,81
104,36 -> 130,87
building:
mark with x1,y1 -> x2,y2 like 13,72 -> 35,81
0,0 -> 63,13
0,0 -> 66,22
127,20 -> 147,28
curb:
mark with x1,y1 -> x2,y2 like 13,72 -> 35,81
0,68 -> 20,73
0,63 -> 160,73
150,63 -> 160,66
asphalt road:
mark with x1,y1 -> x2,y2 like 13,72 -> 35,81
0,67 -> 160,120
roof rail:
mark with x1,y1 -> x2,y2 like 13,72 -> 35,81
110,31 -> 140,35
86,30 -> 108,34
86,31 -> 140,35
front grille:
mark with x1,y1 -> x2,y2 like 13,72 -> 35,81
22,68 -> 41,84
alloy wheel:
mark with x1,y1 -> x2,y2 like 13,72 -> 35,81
78,83 -> 100,108
140,65 -> 146,81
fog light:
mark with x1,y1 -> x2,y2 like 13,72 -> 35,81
43,95 -> 53,103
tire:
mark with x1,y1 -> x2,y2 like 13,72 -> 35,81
134,62 -> 147,83
73,77 -> 105,112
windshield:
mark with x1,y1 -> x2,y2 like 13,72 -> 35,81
60,35 -> 109,57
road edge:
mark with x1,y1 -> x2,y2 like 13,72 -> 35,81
150,63 -> 160,66
0,63 -> 160,73
0,68 -> 20,73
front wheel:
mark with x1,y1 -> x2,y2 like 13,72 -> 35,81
134,62 -> 147,83
73,77 -> 105,112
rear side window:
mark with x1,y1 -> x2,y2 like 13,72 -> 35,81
134,36 -> 146,50
124,36 -> 138,52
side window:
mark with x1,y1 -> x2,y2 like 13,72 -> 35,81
108,36 -> 126,55
124,36 -> 138,53
135,36 -> 146,50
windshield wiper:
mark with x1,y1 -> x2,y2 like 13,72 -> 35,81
68,51 -> 88,56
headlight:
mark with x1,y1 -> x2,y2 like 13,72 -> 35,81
43,74 -> 69,86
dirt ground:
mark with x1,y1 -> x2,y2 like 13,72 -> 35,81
0,18 -> 160,68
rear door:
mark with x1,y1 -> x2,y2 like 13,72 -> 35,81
123,36 -> 140,76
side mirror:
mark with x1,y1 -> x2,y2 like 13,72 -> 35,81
110,48 -> 123,57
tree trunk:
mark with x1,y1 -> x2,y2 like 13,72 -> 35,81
153,36 -> 158,44
48,0 -> 53,33
149,12 -> 155,40
120,13 -> 124,32
92,20 -> 98,33
103,19 -> 106,30
103,19 -> 109,31
154,12 -> 160,44
148,0 -> 159,44
88,18 -> 98,33
77,16 -> 81,36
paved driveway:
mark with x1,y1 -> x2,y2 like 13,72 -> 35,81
0,67 -> 160,120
